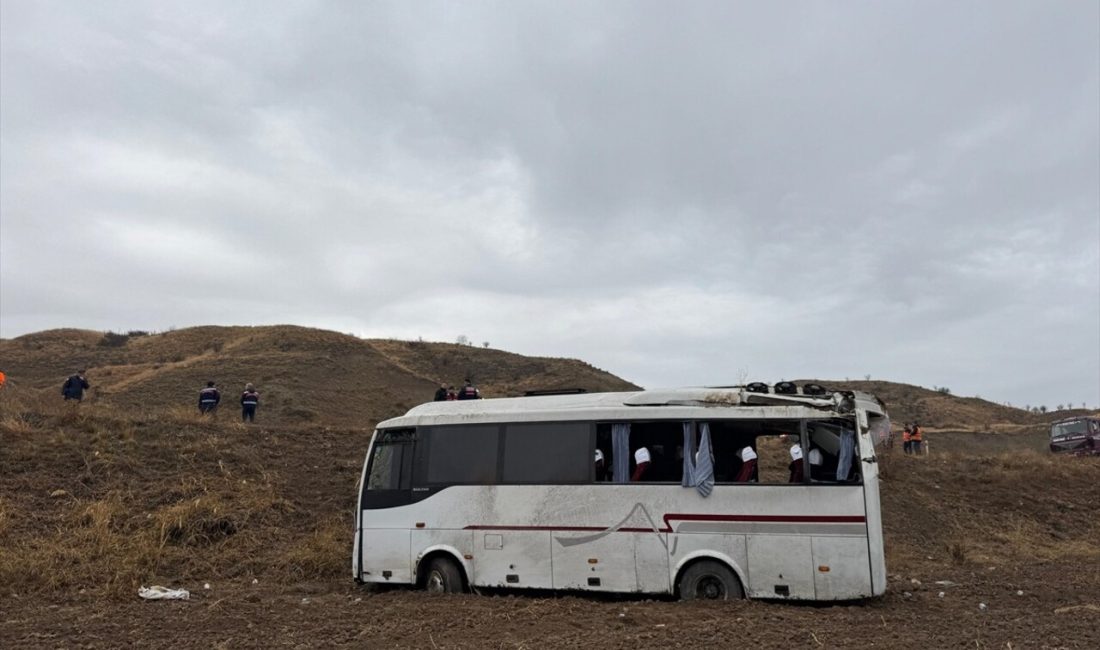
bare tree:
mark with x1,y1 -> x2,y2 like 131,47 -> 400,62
455,335 -> 470,346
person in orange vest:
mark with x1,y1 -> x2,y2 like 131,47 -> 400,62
0,369 -> 6,389
902,424 -> 912,454
910,422 -> 924,455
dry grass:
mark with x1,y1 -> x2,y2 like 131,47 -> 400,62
278,514 -> 351,579
881,438 -> 1100,574
0,405 -> 359,600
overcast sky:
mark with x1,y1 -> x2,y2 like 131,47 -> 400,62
2,1 -> 1097,409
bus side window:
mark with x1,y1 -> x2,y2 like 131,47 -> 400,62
628,421 -> 683,483
502,422 -> 590,484
807,422 -> 862,483
418,425 -> 500,486
707,420 -> 811,484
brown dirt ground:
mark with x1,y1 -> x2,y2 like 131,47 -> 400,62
2,399 -> 1099,647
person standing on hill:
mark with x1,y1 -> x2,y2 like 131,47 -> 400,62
910,422 -> 923,455
902,424 -> 912,454
241,383 -> 260,422
457,379 -> 481,400
62,370 -> 90,401
433,384 -> 448,401
198,381 -> 221,414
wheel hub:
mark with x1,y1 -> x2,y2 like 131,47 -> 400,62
699,577 -> 724,599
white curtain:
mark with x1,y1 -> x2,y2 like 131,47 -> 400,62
612,423 -> 630,483
681,422 -> 696,487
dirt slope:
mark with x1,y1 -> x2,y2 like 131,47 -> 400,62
1,393 -> 1098,648
0,326 -> 639,426
808,379 -> 1074,430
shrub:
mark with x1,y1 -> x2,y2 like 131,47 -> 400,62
98,332 -> 129,347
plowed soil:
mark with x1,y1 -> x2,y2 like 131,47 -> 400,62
2,402 -> 1098,648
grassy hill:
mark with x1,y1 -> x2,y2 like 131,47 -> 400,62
1,325 -> 1091,430
0,326 -> 639,427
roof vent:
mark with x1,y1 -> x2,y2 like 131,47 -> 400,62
802,383 -> 828,396
746,382 -> 770,394
774,381 -> 797,395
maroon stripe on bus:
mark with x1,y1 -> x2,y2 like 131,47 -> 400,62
463,513 -> 865,533
664,513 -> 866,525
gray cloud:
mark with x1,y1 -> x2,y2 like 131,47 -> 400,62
2,0 -> 1097,409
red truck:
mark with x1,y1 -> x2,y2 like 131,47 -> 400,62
1049,416 -> 1100,456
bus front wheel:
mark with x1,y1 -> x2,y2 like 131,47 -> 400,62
424,557 -> 464,594
678,560 -> 744,601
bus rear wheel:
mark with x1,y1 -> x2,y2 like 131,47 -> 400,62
678,560 -> 743,601
424,557 -> 464,595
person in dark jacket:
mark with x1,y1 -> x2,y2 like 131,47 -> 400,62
199,381 -> 221,414
456,379 -> 481,400
241,383 -> 259,422
62,370 -> 90,401
433,384 -> 448,401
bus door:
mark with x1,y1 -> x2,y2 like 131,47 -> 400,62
359,429 -> 417,584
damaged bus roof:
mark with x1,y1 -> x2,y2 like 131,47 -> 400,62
379,386 -> 885,429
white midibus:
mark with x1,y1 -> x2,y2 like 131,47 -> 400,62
353,384 -> 889,600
